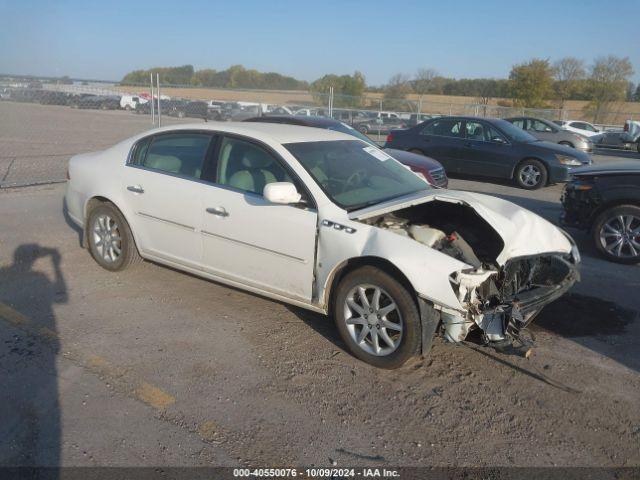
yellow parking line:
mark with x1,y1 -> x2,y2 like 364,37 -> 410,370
135,382 -> 176,410
0,302 -> 30,327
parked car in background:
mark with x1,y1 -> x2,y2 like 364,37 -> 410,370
265,106 -> 294,116
165,100 -> 209,119
294,107 -> 328,117
65,122 -> 578,368
243,115 -> 448,188
554,120 -> 601,137
220,103 -> 262,121
70,95 -> 121,110
505,117 -> 593,152
353,116 -> 406,135
206,100 -> 225,120
592,120 -> 640,152
403,113 -> 433,127
385,116 -> 592,189
121,94 -> 146,111
561,162 -> 640,264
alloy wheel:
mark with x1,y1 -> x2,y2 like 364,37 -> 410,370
599,214 -> 640,258
343,284 -> 403,356
92,214 -> 122,263
519,164 -> 541,187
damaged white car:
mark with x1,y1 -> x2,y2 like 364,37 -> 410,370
65,123 -> 580,368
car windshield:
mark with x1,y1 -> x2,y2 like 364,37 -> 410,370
325,122 -> 378,147
285,140 -> 430,211
493,119 -> 538,143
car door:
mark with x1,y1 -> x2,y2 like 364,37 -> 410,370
199,135 -> 318,302
528,119 -> 556,142
123,131 -> 215,268
461,121 -> 514,178
416,118 -> 464,172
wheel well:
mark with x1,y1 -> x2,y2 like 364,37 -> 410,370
559,141 -> 574,148
85,196 -> 112,218
589,199 -> 640,231
325,256 -> 417,315
84,196 -> 139,252
511,157 -> 548,179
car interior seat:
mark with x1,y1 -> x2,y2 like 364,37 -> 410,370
228,148 -> 278,194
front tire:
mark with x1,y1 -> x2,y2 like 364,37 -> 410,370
592,205 -> 640,264
515,159 -> 548,190
334,266 -> 421,369
357,125 -> 369,134
87,202 -> 142,271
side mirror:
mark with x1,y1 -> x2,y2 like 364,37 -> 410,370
263,182 -> 302,205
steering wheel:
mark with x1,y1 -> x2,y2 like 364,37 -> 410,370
343,169 -> 368,192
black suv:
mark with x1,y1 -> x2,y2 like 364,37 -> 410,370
561,162 -> 640,264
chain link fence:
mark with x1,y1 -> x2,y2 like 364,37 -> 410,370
1,78 -> 638,187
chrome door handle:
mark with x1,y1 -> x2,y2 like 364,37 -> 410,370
206,206 -> 229,217
127,185 -> 144,194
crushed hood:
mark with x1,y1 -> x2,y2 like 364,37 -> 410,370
349,190 -> 572,266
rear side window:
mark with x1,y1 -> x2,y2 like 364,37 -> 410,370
138,133 -> 212,179
422,119 -> 462,137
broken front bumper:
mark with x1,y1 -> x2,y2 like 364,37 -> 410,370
442,245 -> 580,351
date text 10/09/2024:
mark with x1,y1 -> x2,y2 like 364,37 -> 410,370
233,468 -> 400,478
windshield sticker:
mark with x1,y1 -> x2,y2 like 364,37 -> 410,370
363,146 -> 392,161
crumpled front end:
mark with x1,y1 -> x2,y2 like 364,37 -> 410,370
445,248 -> 580,354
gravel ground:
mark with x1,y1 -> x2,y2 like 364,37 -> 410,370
0,103 -> 639,469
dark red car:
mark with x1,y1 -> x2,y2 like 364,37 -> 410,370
243,115 -> 448,188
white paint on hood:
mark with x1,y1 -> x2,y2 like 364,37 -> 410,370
349,189 -> 572,265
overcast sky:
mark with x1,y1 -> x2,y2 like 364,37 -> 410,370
1,0 -> 639,85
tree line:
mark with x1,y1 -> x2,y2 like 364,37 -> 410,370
121,65 -> 309,91
120,57 -> 638,121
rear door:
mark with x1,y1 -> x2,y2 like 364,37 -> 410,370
199,135 -> 318,302
123,131 -> 216,268
416,118 -> 465,172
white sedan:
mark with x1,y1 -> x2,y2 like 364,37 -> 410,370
555,120 -> 601,138
65,123 -> 579,368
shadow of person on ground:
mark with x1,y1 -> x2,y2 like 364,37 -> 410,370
0,244 -> 67,473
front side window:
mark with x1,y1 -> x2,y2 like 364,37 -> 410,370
216,136 -> 292,195
285,140 -> 429,211
421,119 -> 463,138
141,133 -> 212,179
465,122 -> 506,143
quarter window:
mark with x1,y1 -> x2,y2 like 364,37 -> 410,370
216,136 -> 292,196
141,133 -> 212,179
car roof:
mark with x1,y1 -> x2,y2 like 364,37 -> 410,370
245,115 -> 342,128
141,121 -> 355,144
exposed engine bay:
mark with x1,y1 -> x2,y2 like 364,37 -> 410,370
361,200 -> 580,355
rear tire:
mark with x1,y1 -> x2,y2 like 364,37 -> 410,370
87,202 -> 142,271
515,159 -> 548,190
592,205 -> 640,264
358,125 -> 369,134
334,266 -> 421,369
